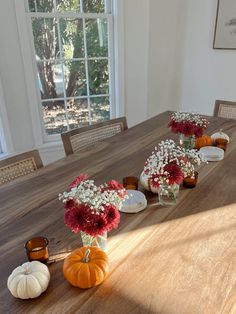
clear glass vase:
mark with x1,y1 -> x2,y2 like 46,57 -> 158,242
158,184 -> 180,206
80,231 -> 107,251
179,133 -> 195,149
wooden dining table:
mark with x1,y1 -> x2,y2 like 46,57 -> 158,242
1,111 -> 236,314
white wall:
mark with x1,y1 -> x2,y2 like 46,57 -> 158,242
0,1 -> 35,152
0,75 -> 14,154
147,0 -> 186,118
0,0 -> 153,164
1,0 -> 233,164
123,0 -> 150,127
180,0 -> 236,115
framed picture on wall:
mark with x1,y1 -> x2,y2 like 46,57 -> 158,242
213,0 -> 236,49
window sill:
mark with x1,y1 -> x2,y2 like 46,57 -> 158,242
0,141 -> 64,162
36,141 -> 64,152
0,152 -> 15,161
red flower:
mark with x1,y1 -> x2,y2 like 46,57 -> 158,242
194,126 -> 204,138
84,213 -> 108,237
64,199 -> 76,210
150,174 -> 160,188
107,180 -> 123,190
69,173 -> 89,189
168,120 -> 180,133
101,180 -> 126,198
164,163 -> 184,185
104,204 -> 120,231
64,204 -> 90,233
179,121 -> 195,137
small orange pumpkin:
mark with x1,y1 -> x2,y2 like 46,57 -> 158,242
63,246 -> 109,289
195,135 -> 213,149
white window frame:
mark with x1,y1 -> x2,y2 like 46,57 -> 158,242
15,0 -> 124,145
0,76 -> 14,155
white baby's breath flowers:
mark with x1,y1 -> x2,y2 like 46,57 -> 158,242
59,179 -> 128,213
171,112 -> 208,128
143,139 -> 207,189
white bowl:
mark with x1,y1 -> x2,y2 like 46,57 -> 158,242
199,146 -> 224,161
120,190 -> 147,213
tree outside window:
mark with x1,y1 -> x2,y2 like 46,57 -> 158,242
26,0 -> 113,135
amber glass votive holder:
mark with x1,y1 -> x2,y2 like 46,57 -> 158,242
183,171 -> 198,189
25,236 -> 49,264
123,176 -> 138,190
215,138 -> 228,151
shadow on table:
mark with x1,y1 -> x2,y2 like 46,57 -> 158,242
2,277 -> 159,314
113,169 -> 236,236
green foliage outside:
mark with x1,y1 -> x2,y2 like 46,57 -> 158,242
29,0 -> 110,134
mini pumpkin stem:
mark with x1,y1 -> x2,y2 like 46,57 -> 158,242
24,266 -> 31,275
82,248 -> 91,263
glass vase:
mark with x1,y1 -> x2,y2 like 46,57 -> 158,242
179,133 -> 195,149
80,231 -> 107,251
158,184 -> 180,206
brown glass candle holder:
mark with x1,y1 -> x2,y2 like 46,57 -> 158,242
123,176 -> 139,190
25,236 -> 49,263
215,138 -> 228,151
183,171 -> 198,189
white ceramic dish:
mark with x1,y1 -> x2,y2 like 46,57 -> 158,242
120,190 -> 147,213
199,146 -> 224,161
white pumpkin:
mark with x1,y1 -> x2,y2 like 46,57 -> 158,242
211,130 -> 230,143
7,261 -> 50,299
140,171 -> 159,194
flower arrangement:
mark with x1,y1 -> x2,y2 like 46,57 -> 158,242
168,112 -> 209,137
59,174 -> 128,238
143,139 -> 206,190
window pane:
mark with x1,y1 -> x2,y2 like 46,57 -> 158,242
42,100 -> 67,135
88,59 -> 109,95
82,0 -> 105,13
32,18 -> 59,60
86,19 -> 108,57
56,0 -> 80,12
27,0 -> 113,136
28,0 -> 54,12
28,0 -> 36,12
37,61 -> 65,99
67,99 -> 89,129
60,18 -> 84,59
90,96 -> 110,123
65,61 -> 87,97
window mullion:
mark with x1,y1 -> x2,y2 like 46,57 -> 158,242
37,56 -> 110,63
82,17 -> 91,125
105,0 -> 111,14
107,15 -> 114,118
24,0 -> 29,12
35,0 -> 38,13
53,0 -> 57,13
56,17 -> 70,130
41,94 -> 110,102
24,0 -> 114,137
80,0 -> 83,13
28,12 -> 111,19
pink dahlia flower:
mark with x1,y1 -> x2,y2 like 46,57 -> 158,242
164,163 -> 184,185
69,173 -> 89,189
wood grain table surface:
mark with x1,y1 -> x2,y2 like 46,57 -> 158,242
0,111 -> 236,314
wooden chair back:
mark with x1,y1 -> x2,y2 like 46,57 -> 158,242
0,150 -> 43,185
61,117 -> 128,156
214,100 -> 236,119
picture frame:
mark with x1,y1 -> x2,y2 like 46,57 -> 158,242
213,0 -> 236,49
